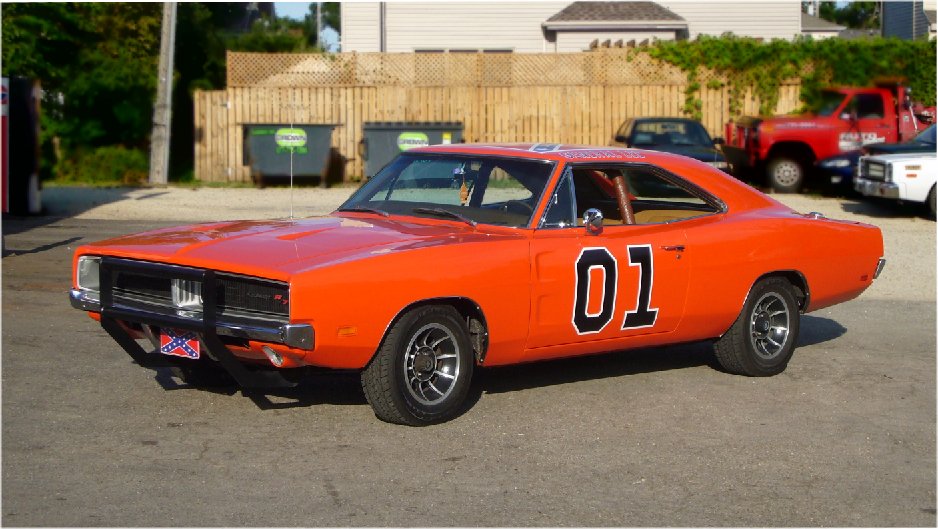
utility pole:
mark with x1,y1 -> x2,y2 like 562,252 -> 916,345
149,2 -> 177,185
316,2 -> 323,49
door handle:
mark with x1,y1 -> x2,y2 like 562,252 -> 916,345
661,245 -> 685,252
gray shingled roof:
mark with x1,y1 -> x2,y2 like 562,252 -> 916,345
547,1 -> 684,23
838,28 -> 880,40
801,12 -> 845,31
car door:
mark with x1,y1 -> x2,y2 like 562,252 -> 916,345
525,164 -> 697,357
839,93 -> 897,150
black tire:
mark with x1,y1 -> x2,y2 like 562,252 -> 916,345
713,277 -> 801,377
361,305 -> 474,425
766,156 -> 805,193
927,185 -> 936,220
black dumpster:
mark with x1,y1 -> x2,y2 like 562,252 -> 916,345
243,124 -> 336,187
359,122 -> 464,178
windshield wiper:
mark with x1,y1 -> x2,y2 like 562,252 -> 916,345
411,207 -> 477,227
337,206 -> 389,217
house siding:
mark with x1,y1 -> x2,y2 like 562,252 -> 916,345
882,1 -> 931,40
341,2 -> 803,53
658,1 -> 800,40
384,2 -> 566,52
341,2 -> 383,52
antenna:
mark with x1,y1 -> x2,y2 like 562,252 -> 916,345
289,90 -> 295,219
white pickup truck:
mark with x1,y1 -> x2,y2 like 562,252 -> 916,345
854,152 -> 937,218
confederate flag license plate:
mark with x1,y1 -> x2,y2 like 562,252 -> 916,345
159,328 -> 201,360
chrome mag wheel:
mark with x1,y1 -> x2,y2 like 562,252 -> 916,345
403,323 -> 461,406
748,292 -> 791,360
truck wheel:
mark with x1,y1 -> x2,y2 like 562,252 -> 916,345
361,305 -> 474,425
713,277 -> 801,377
928,185 -> 936,220
766,157 -> 804,193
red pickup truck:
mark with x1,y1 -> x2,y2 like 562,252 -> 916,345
723,81 -> 935,192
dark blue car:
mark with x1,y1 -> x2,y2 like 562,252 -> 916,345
612,118 -> 730,172
817,124 -> 936,191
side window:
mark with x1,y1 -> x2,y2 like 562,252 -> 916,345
572,169 -> 624,225
540,172 -> 575,228
541,165 -> 721,228
626,167 -> 718,224
849,94 -> 885,119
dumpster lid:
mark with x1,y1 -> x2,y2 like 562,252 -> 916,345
362,121 -> 463,129
246,123 -> 339,128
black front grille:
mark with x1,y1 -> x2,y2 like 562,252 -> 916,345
106,261 -> 289,322
114,271 -> 171,301
217,275 -> 289,317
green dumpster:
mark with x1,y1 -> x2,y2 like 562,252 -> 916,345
243,124 -> 336,186
359,122 -> 464,178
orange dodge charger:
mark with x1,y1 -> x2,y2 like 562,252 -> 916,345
70,144 -> 885,425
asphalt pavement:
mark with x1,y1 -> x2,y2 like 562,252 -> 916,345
1,185 -> 935,526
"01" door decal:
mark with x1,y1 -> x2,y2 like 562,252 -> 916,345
572,245 -> 658,335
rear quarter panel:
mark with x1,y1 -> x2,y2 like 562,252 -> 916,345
679,208 -> 883,341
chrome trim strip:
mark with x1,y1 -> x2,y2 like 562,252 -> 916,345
874,258 -> 886,279
69,289 -> 314,350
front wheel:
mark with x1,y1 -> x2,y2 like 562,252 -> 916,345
927,185 -> 936,220
713,277 -> 801,376
766,156 -> 805,193
361,305 -> 474,425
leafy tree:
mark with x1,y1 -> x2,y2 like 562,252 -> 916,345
303,2 -> 340,48
815,1 -> 880,29
3,2 -> 161,183
2,1 -> 341,183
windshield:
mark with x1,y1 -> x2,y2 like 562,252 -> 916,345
630,120 -> 713,147
915,124 -> 936,145
815,90 -> 847,117
339,153 -> 556,228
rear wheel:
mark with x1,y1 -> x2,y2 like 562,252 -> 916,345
361,305 -> 474,425
766,156 -> 805,193
714,277 -> 801,376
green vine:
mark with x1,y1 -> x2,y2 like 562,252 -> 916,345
641,35 -> 936,120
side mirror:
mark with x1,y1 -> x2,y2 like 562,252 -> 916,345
712,137 -> 725,145
614,135 -> 627,144
583,208 -> 604,234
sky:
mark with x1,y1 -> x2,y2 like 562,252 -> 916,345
274,2 -> 313,20
274,2 -> 340,51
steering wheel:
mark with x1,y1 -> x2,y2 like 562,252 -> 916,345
504,200 -> 534,216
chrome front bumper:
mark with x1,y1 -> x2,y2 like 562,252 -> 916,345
854,177 -> 900,199
69,288 -> 314,350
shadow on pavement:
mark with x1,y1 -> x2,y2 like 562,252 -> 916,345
798,314 -> 847,347
140,314 -> 849,413
2,186 -> 142,238
840,196 -> 929,220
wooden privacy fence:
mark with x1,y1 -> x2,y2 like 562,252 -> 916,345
195,51 -> 802,183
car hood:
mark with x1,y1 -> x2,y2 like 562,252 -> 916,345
646,144 -> 725,162
757,114 -> 837,131
866,141 -> 936,155
864,151 -> 937,162
78,214 -> 508,279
